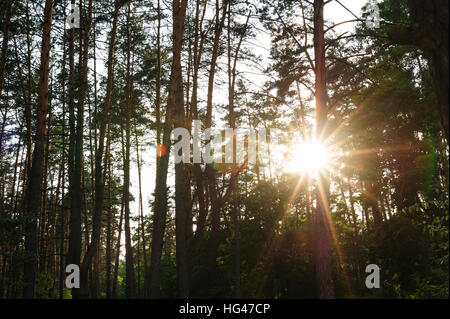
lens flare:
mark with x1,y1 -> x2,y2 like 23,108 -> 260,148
150,143 -> 166,158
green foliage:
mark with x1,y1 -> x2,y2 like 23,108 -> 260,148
258,229 -> 315,298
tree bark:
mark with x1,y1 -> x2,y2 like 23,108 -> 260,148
313,0 -> 335,299
172,0 -> 190,299
226,1 -> 248,298
123,4 -> 137,298
135,127 -> 148,296
22,0 -> 55,299
149,0 -> 189,298
79,0 -> 120,298
0,0 -> 13,98
203,0 -> 228,286
112,195 -> 124,298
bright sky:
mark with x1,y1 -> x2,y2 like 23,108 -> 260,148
325,0 -> 367,31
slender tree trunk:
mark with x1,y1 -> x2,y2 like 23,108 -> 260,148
148,2 -> 163,296
112,196 -> 124,298
155,0 -> 162,147
123,4 -> 137,298
23,0 -> 34,208
226,2 -> 248,298
135,128 -> 148,296
204,0 -> 228,285
67,0 -> 93,298
360,181 -> 370,230
313,0 -> 335,299
38,91 -> 52,274
0,0 -> 13,98
149,0 -> 189,298
59,28 -> 67,298
79,0 -> 120,298
48,146 -> 62,297
105,135 -> 113,299
173,0 -> 190,298
23,0 -> 55,298
189,0 -> 209,259
114,129 -> 126,298
67,0 -> 78,296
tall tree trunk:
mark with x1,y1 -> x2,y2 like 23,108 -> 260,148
226,1 -> 248,298
67,0 -> 93,298
204,0 -> 228,285
0,0 -> 13,98
313,0 -> 335,299
135,128 -> 148,296
112,195 -> 124,298
113,127 -> 125,298
79,0 -> 120,298
105,134 -> 113,298
38,90 -> 52,274
22,0 -> 55,298
148,1 -> 162,296
58,29 -> 67,298
66,0 -> 78,296
189,0 -> 209,254
155,0 -> 162,147
172,0 -> 190,299
123,4 -> 137,298
24,0 -> 33,182
149,0 -> 189,298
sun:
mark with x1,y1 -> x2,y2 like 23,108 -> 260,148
285,140 -> 330,175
